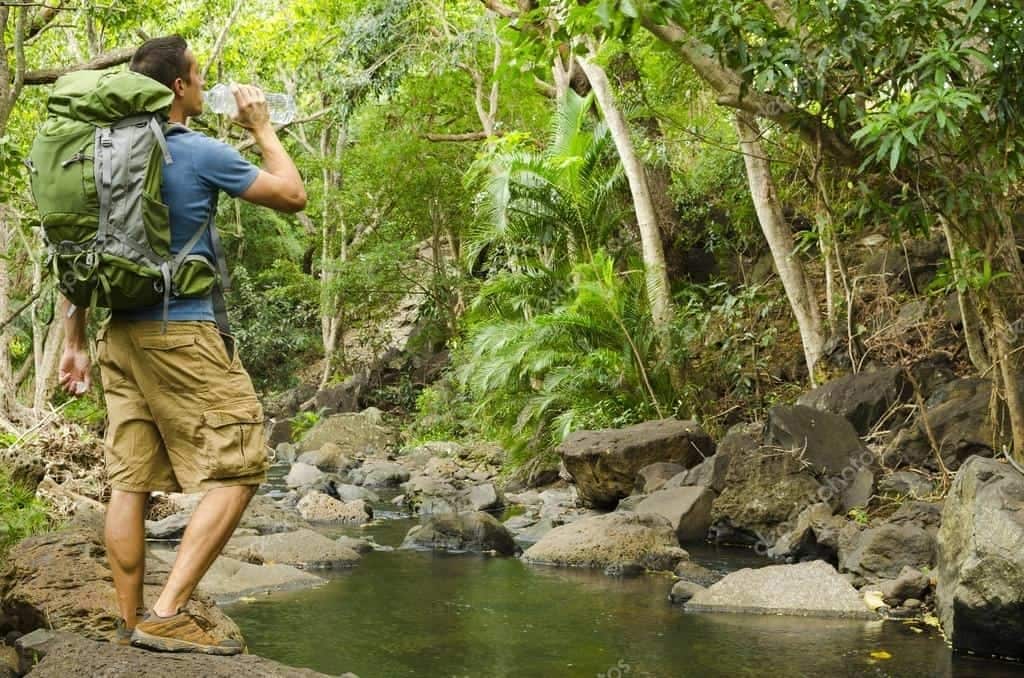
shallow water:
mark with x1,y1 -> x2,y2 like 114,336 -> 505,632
227,466 -> 1018,677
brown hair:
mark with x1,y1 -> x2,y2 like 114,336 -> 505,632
129,35 -> 191,90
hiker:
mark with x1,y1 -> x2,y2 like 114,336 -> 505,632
55,35 -> 306,654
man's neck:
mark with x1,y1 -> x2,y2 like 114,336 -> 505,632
168,101 -> 188,125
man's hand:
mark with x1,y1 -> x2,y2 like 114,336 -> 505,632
59,345 -> 91,396
230,84 -> 271,131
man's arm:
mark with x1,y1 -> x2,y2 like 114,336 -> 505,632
58,297 -> 91,395
231,84 -> 307,213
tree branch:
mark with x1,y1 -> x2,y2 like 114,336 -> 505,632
479,0 -> 518,18
640,17 -> 861,166
235,108 -> 331,151
425,130 -> 502,142
201,0 -> 244,81
23,46 -> 134,84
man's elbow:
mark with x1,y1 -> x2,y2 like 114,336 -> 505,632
283,186 -> 307,213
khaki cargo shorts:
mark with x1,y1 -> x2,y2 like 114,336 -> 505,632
96,319 -> 269,494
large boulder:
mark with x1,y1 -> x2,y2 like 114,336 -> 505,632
883,378 -> 1000,471
710,447 -> 823,547
297,442 -> 357,472
634,486 -> 714,543
298,408 -> 398,455
223,529 -> 361,569
149,551 -> 324,604
796,367 -> 908,435
522,511 -> 689,571
400,512 -> 518,555
14,630 -> 335,677
0,527 -> 240,642
766,405 -> 869,476
937,456 -> 1024,661
558,419 -> 715,509
687,560 -> 875,619
838,523 -> 935,585
296,491 -> 373,524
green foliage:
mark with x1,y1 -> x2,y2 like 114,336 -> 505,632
227,262 -> 319,392
0,466 -> 51,560
408,380 -> 474,443
458,251 -> 667,465
289,410 -> 321,441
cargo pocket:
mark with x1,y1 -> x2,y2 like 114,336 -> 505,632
200,398 -> 269,479
138,333 -> 204,393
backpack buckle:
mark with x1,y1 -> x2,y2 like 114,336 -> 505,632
154,279 -> 165,294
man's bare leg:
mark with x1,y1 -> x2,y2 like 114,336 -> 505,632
152,484 -> 257,616
106,489 -> 149,628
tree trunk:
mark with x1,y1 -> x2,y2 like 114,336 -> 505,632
577,54 -> 682,390
0,206 -> 15,419
735,112 -> 824,381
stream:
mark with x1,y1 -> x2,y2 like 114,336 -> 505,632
222,464 -> 1017,677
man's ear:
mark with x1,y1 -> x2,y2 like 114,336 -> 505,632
172,77 -> 185,96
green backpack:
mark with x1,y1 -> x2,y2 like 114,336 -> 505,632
27,69 -> 225,325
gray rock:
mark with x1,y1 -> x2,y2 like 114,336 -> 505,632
887,500 -> 943,533
298,408 -> 397,455
839,523 -> 935,583
877,566 -> 930,605
351,460 -> 410,487
687,560 -> 876,619
673,560 -> 720,587
285,462 -> 326,489
333,482 -> 380,502
883,378 -> 1001,471
766,502 -> 846,563
238,494 -> 313,535
522,511 -> 689,571
297,442 -> 356,472
634,486 -> 714,543
149,550 -> 324,604
400,512 -> 518,555
617,494 -> 647,512
296,492 -> 373,524
224,529 -> 361,569
15,629 -> 334,677
267,418 -> 292,448
878,471 -> 934,498
467,483 -> 504,511
145,512 -> 191,540
841,466 -> 875,512
558,419 -> 715,509
634,462 -> 686,494
275,442 -> 298,463
710,447 -> 823,547
513,518 -> 557,544
937,456 -> 1024,660
665,452 -> 733,494
766,405 -> 870,476
669,580 -> 706,604
797,367 -> 908,435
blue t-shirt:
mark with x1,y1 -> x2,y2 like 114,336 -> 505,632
117,129 -> 259,322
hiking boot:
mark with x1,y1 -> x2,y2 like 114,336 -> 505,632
130,609 -> 244,655
113,607 -> 147,646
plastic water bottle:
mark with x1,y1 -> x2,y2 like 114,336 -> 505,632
203,83 -> 297,125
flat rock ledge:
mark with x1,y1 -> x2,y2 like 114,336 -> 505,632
686,560 -> 876,620
15,629 -> 348,677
